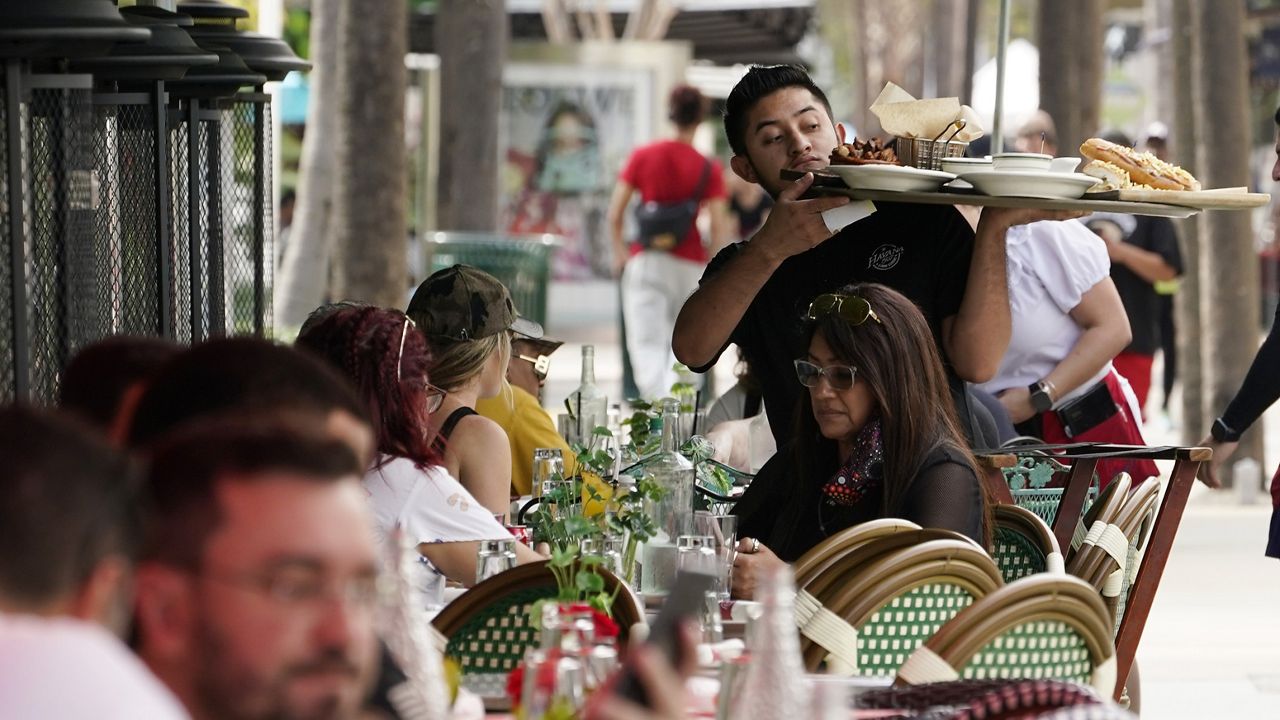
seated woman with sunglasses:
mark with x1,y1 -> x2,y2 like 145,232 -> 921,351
297,305 -> 542,607
730,283 -> 989,599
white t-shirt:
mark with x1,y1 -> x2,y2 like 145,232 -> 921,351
364,456 -> 510,608
977,220 -> 1113,406
0,613 -> 190,719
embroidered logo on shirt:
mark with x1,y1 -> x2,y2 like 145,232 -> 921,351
867,244 -> 904,271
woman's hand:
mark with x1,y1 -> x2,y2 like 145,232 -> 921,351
731,537 -> 786,600
1196,435 -> 1238,489
997,386 -> 1037,424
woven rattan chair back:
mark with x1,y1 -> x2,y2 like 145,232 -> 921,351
793,518 -> 922,589
1066,473 -> 1131,567
895,575 -> 1117,697
992,504 -> 1064,583
803,528 -> 974,605
799,539 -> 1003,675
432,561 -> 641,675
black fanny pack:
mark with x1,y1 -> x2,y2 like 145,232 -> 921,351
633,158 -> 711,251
1055,379 -> 1120,438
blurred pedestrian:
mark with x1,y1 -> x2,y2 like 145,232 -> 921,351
608,85 -> 731,401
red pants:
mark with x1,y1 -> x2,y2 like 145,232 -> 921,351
1112,351 -> 1154,421
1039,371 -> 1160,487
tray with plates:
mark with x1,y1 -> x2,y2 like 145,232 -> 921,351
783,169 -> 1203,218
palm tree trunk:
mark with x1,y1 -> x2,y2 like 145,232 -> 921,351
274,0 -> 340,331
1170,0 -> 1204,444
436,0 -> 507,232
1192,0 -> 1263,485
1037,0 -> 1103,153
329,0 -> 407,306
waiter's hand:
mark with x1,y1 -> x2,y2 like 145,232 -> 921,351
752,173 -> 850,262
732,537 -> 785,601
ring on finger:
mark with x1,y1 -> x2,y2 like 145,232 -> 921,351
750,537 -> 760,553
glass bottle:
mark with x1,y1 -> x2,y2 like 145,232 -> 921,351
640,398 -> 695,596
475,538 -> 517,583
566,345 -> 607,439
732,564 -> 811,720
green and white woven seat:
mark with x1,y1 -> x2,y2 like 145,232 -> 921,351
796,537 -> 1003,676
895,574 -> 1118,698
991,504 -> 1064,583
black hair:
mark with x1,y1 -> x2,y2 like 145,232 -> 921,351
140,415 -> 363,568
1099,130 -> 1134,148
0,405 -> 140,608
59,336 -> 180,430
127,337 -> 369,448
668,85 -> 707,128
1274,106 -> 1280,127
723,64 -> 832,157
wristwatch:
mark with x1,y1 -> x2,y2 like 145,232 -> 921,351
1029,380 -> 1054,414
1211,417 -> 1242,443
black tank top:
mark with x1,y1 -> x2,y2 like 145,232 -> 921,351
433,406 -> 477,452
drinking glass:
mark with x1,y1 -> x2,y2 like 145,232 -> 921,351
532,448 -> 565,498
694,511 -> 738,601
475,538 -> 517,583
676,535 -> 718,575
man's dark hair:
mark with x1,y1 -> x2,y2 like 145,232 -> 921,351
141,416 -> 364,568
1100,130 -> 1134,148
1274,106 -> 1280,127
59,336 -> 180,430
127,337 -> 368,447
668,84 -> 707,128
723,64 -> 832,157
0,405 -> 140,609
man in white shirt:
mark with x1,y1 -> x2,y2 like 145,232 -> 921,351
0,406 -> 188,719
133,418 -> 382,720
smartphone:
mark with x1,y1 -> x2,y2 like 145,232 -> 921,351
612,570 -> 715,707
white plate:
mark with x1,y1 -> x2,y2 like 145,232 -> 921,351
827,164 -> 956,193
962,170 -> 1101,199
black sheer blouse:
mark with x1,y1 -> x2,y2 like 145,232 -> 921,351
732,444 -> 984,562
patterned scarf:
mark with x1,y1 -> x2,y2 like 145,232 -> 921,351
822,418 -> 884,507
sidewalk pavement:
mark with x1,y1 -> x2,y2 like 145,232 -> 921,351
538,278 -> 1280,718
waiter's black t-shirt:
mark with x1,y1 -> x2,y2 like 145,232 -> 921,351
690,202 -> 975,444
1111,216 -> 1182,355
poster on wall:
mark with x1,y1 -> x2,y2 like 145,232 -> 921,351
501,63 -> 654,280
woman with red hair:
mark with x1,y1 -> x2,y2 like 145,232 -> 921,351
297,304 -> 541,607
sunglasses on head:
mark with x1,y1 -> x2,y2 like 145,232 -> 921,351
515,353 -> 551,381
794,359 -> 858,391
805,293 -> 882,326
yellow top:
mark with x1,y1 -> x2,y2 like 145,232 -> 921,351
476,385 -> 577,497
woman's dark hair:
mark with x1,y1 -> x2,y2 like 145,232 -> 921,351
790,282 -> 989,543
723,64 -> 832,157
296,305 -> 442,469
668,84 -> 706,128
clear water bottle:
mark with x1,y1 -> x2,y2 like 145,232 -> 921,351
640,398 -> 695,596
567,345 -> 608,438
732,564 -> 811,720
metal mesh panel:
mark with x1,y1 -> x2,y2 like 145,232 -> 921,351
169,113 -> 192,343
223,97 -> 264,336
27,85 -> 98,403
0,80 -> 13,403
196,116 -> 213,341
261,101 -> 272,338
94,101 -> 161,336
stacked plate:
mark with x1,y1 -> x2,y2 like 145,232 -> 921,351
825,164 -> 955,193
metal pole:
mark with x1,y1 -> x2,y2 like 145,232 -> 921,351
5,60 -> 29,401
992,0 -> 1011,154
153,80 -> 173,339
187,98 -> 203,342
205,105 -> 224,337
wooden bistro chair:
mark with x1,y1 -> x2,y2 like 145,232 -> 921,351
792,518 -> 923,590
796,538 -> 1003,676
894,574 -> 1118,699
432,562 -> 642,684
801,528 -> 982,609
1070,477 -> 1161,631
991,504 -> 1064,583
1065,472 -> 1131,565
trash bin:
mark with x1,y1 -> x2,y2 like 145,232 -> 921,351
419,231 -> 561,327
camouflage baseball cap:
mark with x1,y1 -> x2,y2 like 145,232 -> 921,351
406,264 -> 544,341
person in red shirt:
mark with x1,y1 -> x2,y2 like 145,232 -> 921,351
607,85 -> 731,400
